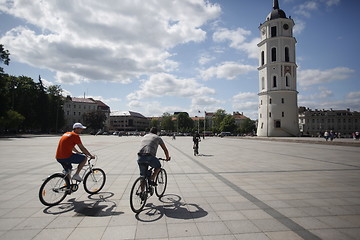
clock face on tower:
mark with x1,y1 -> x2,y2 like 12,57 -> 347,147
283,24 -> 289,30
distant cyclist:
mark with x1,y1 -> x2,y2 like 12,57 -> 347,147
193,131 -> 201,155
137,127 -> 171,185
56,123 -> 95,181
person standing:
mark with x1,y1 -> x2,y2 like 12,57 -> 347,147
56,122 -> 95,181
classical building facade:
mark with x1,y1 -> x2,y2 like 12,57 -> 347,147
257,0 -> 299,137
63,96 -> 110,130
109,111 -> 149,132
299,107 -> 360,137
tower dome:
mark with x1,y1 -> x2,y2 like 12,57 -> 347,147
267,0 -> 287,20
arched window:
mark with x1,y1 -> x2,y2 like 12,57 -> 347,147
261,77 -> 265,90
285,76 -> 289,87
261,51 -> 265,65
273,76 -> 277,88
271,48 -> 276,62
285,47 -> 289,62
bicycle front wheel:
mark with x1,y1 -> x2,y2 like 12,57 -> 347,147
83,168 -> 106,194
155,168 -> 167,198
39,173 -> 69,206
130,177 -> 147,213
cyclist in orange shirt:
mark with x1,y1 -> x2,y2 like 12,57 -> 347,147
56,122 -> 95,181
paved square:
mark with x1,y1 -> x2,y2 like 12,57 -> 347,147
0,135 -> 359,239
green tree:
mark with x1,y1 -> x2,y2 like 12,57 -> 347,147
212,109 -> 227,133
149,118 -> 159,129
238,118 -> 256,135
176,112 -> 193,133
220,115 -> 237,133
0,44 -> 10,73
83,111 -> 106,131
0,110 -> 25,131
47,85 -> 65,132
161,112 -> 174,132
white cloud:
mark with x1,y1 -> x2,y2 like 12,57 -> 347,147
212,27 -> 259,59
127,72 -> 215,101
294,1 -> 318,18
0,0 -> 221,84
293,18 -> 306,35
298,67 -> 355,87
200,61 -> 256,80
198,55 -> 215,65
231,91 -> 258,119
233,92 -> 258,101
347,91 -> 360,99
323,0 -> 341,7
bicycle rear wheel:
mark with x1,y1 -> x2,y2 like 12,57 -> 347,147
39,173 -> 69,206
155,168 -> 167,198
130,177 -> 147,213
83,168 -> 106,194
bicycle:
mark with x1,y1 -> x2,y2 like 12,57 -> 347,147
130,158 -> 168,213
39,155 -> 106,206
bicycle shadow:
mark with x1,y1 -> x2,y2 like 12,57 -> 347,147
196,154 -> 214,157
43,192 -> 124,217
135,194 -> 208,222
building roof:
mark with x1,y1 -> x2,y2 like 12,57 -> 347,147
110,111 -> 146,118
69,97 -> 97,104
267,0 -> 287,20
92,99 -> 110,110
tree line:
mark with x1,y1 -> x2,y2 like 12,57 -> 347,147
0,44 -> 65,133
149,110 -> 256,135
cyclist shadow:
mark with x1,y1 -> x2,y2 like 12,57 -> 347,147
43,192 -> 124,217
196,154 -> 214,157
136,194 -> 208,222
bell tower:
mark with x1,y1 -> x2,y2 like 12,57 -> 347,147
257,0 -> 300,137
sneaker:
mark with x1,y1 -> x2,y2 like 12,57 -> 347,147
62,169 -> 72,176
72,173 -> 83,182
148,180 -> 157,186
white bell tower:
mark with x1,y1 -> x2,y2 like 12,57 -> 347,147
257,0 -> 300,137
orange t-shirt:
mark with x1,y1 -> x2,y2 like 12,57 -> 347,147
56,132 -> 82,159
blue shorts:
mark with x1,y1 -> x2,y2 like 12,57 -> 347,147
137,155 -> 161,176
57,153 -> 86,171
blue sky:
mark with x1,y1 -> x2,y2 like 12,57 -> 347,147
1,0 -> 359,119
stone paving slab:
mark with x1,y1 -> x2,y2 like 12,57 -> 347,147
0,135 -> 359,240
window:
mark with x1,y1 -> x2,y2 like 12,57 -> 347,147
273,76 -> 277,87
261,51 -> 265,65
270,98 -> 272,104
271,26 -> 277,37
285,47 -> 289,62
285,76 -> 289,87
261,122 -> 264,129
275,120 -> 281,128
261,77 -> 265,90
281,98 -> 284,103
269,112 -> 272,118
282,112 -> 284,117
271,48 -> 276,62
